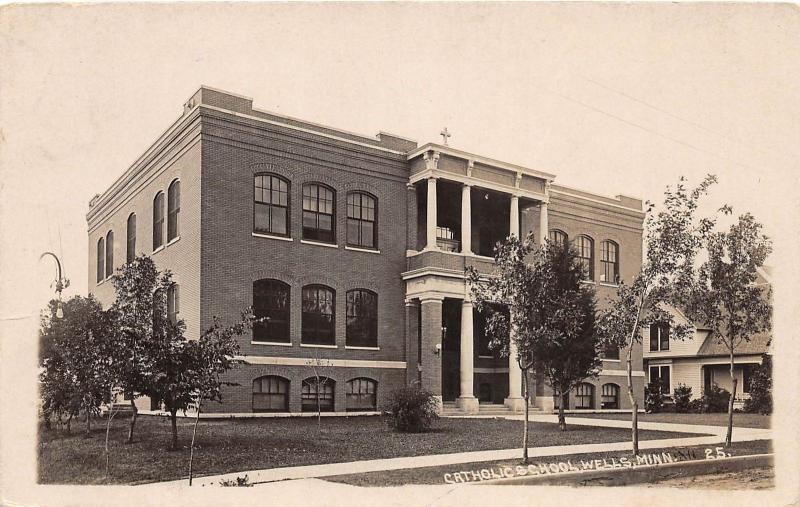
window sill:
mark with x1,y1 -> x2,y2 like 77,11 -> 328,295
598,282 -> 620,288
579,280 -> 597,285
251,341 -> 293,347
602,359 -> 622,363
252,232 -> 293,242
300,343 -> 338,349
345,345 -> 380,351
167,235 -> 181,247
153,245 -> 165,254
345,246 -> 380,254
477,355 -> 495,359
301,240 -> 338,249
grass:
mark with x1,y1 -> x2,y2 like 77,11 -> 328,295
38,414 -> 707,485
574,412 -> 771,429
324,439 -> 773,487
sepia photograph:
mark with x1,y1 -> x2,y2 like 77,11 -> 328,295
0,2 -> 797,506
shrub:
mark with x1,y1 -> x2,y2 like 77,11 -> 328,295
383,385 -> 439,433
702,384 -> 731,413
644,382 -> 664,413
687,398 -> 705,413
744,355 -> 772,415
220,475 -> 252,487
673,384 -> 693,413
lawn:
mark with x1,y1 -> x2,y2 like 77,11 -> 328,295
38,414 -> 707,485
325,439 -> 773,487
574,412 -> 771,429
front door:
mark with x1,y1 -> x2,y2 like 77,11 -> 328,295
441,299 -> 461,401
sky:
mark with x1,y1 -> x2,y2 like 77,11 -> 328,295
1,2 -> 798,316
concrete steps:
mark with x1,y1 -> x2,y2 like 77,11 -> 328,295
441,402 -> 541,417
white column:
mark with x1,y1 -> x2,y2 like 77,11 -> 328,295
510,195 -> 520,238
426,177 -> 438,250
539,202 -> 548,245
461,184 -> 472,254
457,300 -> 479,413
504,194 -> 525,411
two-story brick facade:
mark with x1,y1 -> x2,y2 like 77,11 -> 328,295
86,86 -> 646,416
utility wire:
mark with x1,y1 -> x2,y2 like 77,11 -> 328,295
581,75 -> 783,162
532,82 -> 757,171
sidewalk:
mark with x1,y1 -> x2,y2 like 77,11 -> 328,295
146,416 -> 771,488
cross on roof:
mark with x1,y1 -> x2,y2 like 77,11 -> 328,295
440,127 -> 451,146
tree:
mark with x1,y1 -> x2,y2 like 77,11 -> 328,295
305,350 -> 334,432
466,233 -> 598,461
109,255 -> 168,443
744,353 -> 772,415
685,213 -> 772,446
39,296 -> 116,437
596,175 -> 718,455
187,313 -> 253,484
529,242 -> 600,431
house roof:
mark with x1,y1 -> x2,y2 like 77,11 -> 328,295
696,329 -> 771,357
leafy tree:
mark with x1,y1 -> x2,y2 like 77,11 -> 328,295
466,233 -> 599,461
597,176 -> 718,454
109,255 -> 170,443
529,242 -> 600,431
685,213 -> 772,446
188,313 -> 253,484
743,354 -> 772,415
39,295 -> 116,436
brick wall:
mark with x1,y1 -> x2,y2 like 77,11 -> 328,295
87,120 -> 203,339
198,110 -> 412,411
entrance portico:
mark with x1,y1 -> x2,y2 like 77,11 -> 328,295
403,144 -> 554,413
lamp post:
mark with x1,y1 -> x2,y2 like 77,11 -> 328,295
39,252 -> 69,318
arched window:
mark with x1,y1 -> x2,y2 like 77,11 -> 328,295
601,383 -> 620,409
346,192 -> 376,248
167,179 -> 180,242
600,240 -> 619,283
126,213 -> 136,263
96,237 -> 105,283
574,235 -> 594,281
253,279 -> 290,343
302,285 -> 335,345
254,174 -> 289,236
302,183 -> 335,243
253,376 -> 289,412
302,377 -> 335,412
548,229 -> 568,248
153,192 -> 165,250
105,231 -> 114,278
346,378 -> 377,411
346,289 -> 377,347
575,383 -> 595,409
167,283 -> 180,324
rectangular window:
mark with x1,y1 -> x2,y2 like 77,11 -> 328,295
649,323 -> 669,351
743,365 -> 753,394
649,365 -> 671,395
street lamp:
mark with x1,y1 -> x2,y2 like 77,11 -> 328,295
39,252 -> 69,319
